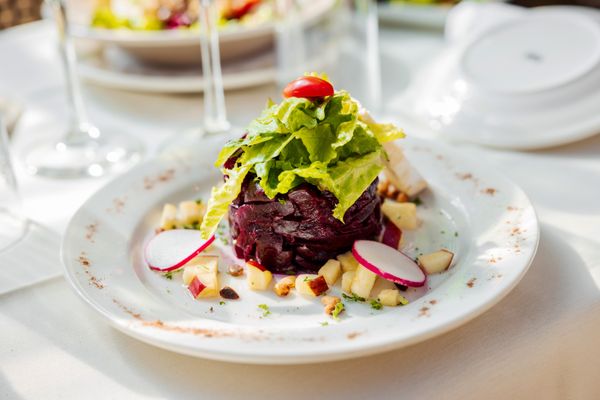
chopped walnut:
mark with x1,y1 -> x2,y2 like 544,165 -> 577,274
378,178 -> 409,202
274,276 -> 296,297
227,264 -> 244,277
321,296 -> 341,315
395,192 -> 409,203
377,179 -> 390,195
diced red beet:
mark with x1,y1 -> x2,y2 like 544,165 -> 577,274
382,219 -> 402,249
228,177 -> 382,274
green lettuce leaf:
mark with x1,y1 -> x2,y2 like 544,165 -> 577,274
200,165 -> 252,239
200,89 -> 405,235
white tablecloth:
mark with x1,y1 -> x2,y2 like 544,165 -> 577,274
1,21 -> 600,400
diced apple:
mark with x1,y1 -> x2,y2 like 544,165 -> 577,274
160,203 -> 178,230
318,259 -> 342,285
381,200 -> 419,230
377,289 -> 409,307
296,274 -> 329,297
246,261 -> 272,291
350,264 -> 378,299
418,249 -> 454,274
185,255 -> 218,273
341,271 -> 355,293
178,201 -> 201,225
188,276 -> 206,298
183,265 -> 219,298
337,251 -> 359,272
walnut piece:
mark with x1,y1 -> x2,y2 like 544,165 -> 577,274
274,276 -> 296,297
227,264 -> 244,277
321,296 -> 341,315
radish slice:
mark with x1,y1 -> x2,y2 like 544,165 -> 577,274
381,220 -> 402,249
145,230 -> 215,272
352,240 -> 426,287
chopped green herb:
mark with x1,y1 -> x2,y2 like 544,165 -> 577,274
219,301 -> 226,305
163,271 -> 173,280
195,199 -> 203,205
454,231 -> 459,237
413,197 -> 423,206
332,302 -> 345,320
258,304 -> 271,317
320,321 -> 329,326
370,299 -> 383,310
398,295 -> 409,306
278,198 -> 286,205
303,276 -> 313,282
342,293 -> 365,302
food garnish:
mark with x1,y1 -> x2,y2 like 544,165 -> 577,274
145,229 -> 215,271
352,240 -> 426,287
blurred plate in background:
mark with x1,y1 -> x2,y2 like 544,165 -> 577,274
67,0 -> 335,66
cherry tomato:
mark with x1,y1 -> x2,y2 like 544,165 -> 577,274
283,76 -> 334,99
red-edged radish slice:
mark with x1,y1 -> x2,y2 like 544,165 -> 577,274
352,240 -> 426,287
145,229 -> 215,272
381,220 -> 402,249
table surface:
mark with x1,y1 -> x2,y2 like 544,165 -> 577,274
1,20 -> 600,400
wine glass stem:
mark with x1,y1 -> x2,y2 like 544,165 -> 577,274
52,0 -> 93,144
198,0 -> 230,134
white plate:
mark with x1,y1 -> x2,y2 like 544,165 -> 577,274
377,2 -> 453,29
67,0 -> 336,66
61,136 -> 539,364
76,45 -> 276,93
399,5 -> 600,150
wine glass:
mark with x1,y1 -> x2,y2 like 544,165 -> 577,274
23,0 -> 144,178
0,115 -> 27,252
161,0 -> 235,157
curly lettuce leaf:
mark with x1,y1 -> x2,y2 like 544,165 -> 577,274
200,165 -> 251,239
201,89 -> 404,234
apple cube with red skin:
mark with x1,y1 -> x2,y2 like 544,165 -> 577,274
296,274 -> 329,297
183,256 -> 219,298
246,261 -> 272,291
188,276 -> 206,298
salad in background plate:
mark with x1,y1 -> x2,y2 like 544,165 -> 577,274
91,0 -> 273,31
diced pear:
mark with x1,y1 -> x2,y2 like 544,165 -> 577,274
160,203 -> 178,230
341,271 -> 355,293
418,249 -> 454,275
377,289 -> 409,307
318,259 -> 342,285
178,201 -> 201,225
350,265 -> 377,299
382,141 -> 427,197
381,200 -> 419,230
246,263 -> 272,291
296,274 -> 329,297
337,251 -> 359,272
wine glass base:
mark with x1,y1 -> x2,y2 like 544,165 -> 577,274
0,210 -> 27,253
159,126 -> 241,161
24,130 -> 144,179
